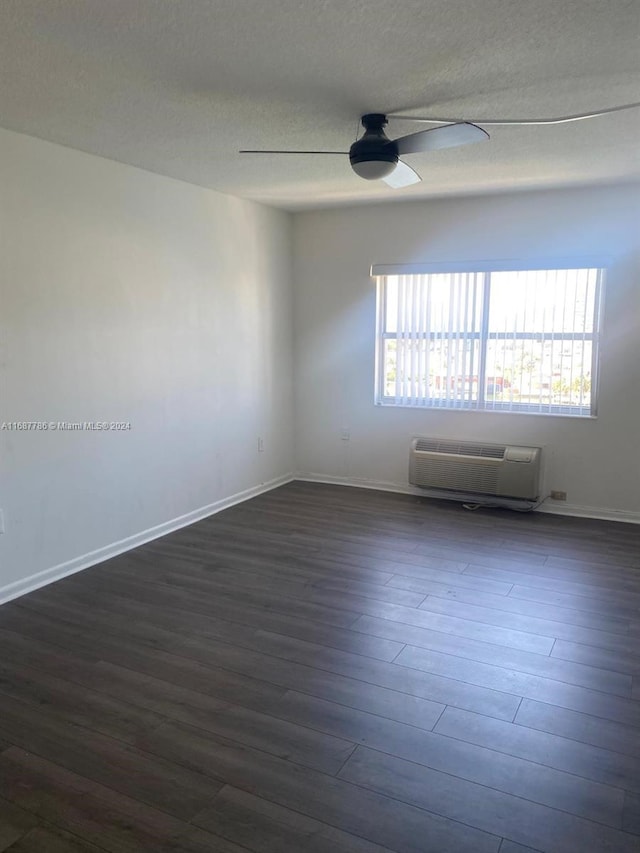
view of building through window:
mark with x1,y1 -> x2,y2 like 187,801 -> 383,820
376,265 -> 604,416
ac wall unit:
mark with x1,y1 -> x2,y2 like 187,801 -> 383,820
409,437 -> 541,501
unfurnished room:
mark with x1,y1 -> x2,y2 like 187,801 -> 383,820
0,2 -> 639,852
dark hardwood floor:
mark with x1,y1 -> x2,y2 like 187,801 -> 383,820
1,480 -> 639,852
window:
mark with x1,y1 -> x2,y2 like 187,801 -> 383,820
374,262 -> 605,417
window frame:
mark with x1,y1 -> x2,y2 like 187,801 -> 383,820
373,259 -> 606,418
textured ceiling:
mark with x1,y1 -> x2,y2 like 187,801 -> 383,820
1,0 -> 639,210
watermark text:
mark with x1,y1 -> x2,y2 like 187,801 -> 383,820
1,421 -> 132,431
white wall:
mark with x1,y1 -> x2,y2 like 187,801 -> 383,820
0,128 -> 294,598
293,184 -> 640,521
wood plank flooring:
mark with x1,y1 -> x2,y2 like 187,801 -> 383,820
1,481 -> 639,852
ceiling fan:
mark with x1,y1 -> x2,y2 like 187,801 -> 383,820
240,113 -> 488,188
239,101 -> 640,188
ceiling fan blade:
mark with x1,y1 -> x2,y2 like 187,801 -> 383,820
383,159 -> 421,188
239,149 -> 347,155
395,122 -> 489,156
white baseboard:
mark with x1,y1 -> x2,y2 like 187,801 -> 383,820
297,472 -> 426,497
535,501 -> 640,524
0,473 -> 295,606
295,472 -> 640,525
3,469 -> 637,606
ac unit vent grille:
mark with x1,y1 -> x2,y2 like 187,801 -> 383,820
409,437 -> 542,500
412,457 -> 500,494
414,438 -> 506,459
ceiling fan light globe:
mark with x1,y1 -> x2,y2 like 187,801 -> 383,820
350,159 -> 397,180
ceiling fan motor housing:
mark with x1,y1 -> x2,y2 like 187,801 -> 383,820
349,114 -> 399,179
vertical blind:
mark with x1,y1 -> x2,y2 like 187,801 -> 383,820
375,265 -> 604,416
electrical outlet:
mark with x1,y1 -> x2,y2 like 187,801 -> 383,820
550,490 -> 567,501
257,437 -> 264,453
340,428 -> 350,441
